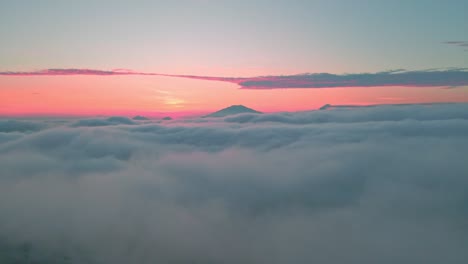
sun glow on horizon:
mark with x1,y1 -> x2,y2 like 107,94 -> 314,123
1,72 -> 467,117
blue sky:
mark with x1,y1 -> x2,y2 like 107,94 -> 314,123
1,0 -> 466,74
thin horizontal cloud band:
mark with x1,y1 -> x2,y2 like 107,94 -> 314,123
1,68 -> 468,89
444,41 -> 468,47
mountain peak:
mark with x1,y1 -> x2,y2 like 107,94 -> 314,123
205,105 -> 261,117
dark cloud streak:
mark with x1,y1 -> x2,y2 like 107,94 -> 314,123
444,41 -> 468,51
232,69 -> 468,89
1,68 -> 468,89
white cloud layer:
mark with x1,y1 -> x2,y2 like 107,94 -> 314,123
1,103 -> 468,263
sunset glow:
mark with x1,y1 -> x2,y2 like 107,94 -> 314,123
1,1 -> 468,263
1,1 -> 467,117
2,73 -> 468,117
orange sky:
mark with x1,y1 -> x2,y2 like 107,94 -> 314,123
1,75 -> 468,117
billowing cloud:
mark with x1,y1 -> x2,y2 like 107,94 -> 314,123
2,68 -> 468,89
223,103 -> 468,124
0,103 -> 468,263
0,120 -> 45,133
71,116 -> 136,127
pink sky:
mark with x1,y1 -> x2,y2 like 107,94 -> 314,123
1,74 -> 468,117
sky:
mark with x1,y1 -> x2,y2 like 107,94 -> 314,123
0,0 -> 467,116
1,2 -> 468,262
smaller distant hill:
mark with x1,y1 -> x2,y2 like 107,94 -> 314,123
319,104 -> 365,110
162,116 -> 173,121
319,104 -> 332,110
132,115 -> 150,120
204,105 -> 261,118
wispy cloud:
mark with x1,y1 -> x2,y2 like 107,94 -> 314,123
0,68 -> 236,81
443,41 -> 468,51
1,68 -> 468,89
0,68 -> 143,76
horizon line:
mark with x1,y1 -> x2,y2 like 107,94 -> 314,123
1,101 -> 466,119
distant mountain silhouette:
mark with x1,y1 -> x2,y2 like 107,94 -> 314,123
162,116 -> 173,120
132,115 -> 150,120
205,105 -> 261,117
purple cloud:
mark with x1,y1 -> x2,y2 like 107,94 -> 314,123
1,68 -> 468,89
0,68 -> 140,76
